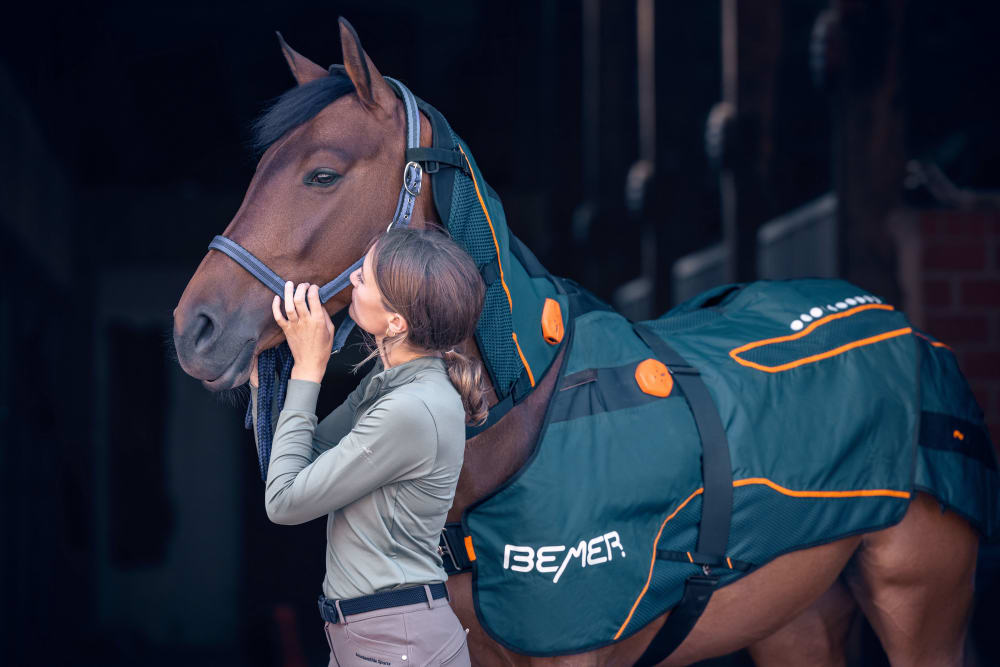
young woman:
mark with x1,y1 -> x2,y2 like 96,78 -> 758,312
249,228 -> 487,667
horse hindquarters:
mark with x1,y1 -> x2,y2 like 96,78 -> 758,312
843,492 -> 978,667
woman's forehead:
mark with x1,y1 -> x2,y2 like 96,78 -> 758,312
362,248 -> 374,277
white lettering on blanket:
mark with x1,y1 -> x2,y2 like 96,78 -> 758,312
503,531 -> 626,583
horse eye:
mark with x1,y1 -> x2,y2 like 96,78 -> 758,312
305,168 -> 340,187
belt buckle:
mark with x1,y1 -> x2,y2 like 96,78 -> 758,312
318,595 -> 341,624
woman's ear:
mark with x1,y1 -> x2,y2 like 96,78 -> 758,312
387,312 -> 408,336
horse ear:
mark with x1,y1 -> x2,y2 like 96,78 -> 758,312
276,32 -> 328,85
338,17 -> 395,117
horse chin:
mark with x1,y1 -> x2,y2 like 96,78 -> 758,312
199,339 -> 256,392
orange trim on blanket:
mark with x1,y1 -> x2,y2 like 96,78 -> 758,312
728,304 -> 910,373
613,488 -> 704,640
914,330 -> 953,350
512,332 -> 535,386
612,478 -> 910,640
459,145 -> 535,388
464,536 -> 476,562
732,477 -> 911,500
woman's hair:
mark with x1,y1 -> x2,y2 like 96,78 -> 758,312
365,227 -> 489,425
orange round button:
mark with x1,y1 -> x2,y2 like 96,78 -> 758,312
635,358 -> 673,397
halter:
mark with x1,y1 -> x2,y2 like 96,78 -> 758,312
207,77 -> 424,480
207,76 -> 424,353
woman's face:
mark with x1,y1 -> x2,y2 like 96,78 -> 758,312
348,247 -> 400,338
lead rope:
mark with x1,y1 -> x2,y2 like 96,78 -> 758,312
246,343 -> 294,480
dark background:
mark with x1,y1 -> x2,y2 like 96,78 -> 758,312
2,1 -> 999,665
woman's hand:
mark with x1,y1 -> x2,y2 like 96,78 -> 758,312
273,281 -> 335,384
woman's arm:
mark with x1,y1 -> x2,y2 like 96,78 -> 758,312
249,359 -> 379,462
263,391 -> 437,525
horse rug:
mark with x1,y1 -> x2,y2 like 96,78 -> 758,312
460,278 -> 1000,656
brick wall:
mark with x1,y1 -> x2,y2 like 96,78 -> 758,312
916,210 -> 1000,446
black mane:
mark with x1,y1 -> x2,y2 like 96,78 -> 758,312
250,68 -> 355,155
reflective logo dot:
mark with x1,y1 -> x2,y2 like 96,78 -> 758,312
790,320 -> 804,331
810,307 -> 823,318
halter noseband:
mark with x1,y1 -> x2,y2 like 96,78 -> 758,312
207,77 -> 424,352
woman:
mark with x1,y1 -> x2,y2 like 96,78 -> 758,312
249,228 -> 486,667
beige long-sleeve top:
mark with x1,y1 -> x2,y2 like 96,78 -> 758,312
250,355 -> 466,600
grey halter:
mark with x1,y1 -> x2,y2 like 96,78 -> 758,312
208,77 -> 424,352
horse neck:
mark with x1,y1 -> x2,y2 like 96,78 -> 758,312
447,343 -> 564,521
404,108 -> 556,515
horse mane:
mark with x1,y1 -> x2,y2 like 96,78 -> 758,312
250,68 -> 355,155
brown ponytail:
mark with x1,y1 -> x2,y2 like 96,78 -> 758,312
443,347 -> 489,426
367,227 -> 490,425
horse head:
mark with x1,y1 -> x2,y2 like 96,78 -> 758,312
173,19 -> 437,390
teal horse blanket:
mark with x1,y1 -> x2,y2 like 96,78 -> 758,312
462,278 -> 999,656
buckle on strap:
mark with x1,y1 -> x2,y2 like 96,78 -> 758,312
403,161 -> 423,197
438,523 -> 473,575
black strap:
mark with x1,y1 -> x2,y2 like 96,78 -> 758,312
633,576 -> 719,667
405,147 -> 468,174
439,522 -> 474,576
631,323 -> 734,665
632,324 -> 733,557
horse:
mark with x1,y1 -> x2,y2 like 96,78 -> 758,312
173,19 -> 986,666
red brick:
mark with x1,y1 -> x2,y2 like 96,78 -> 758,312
926,315 -> 990,344
959,279 -> 1000,307
922,279 -> 953,309
959,350 -> 1000,380
923,242 -> 986,271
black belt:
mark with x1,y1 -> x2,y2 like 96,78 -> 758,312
318,583 -> 449,624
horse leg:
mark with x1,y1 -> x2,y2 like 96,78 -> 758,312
653,535 -> 863,666
844,491 -> 978,667
743,578 -> 857,667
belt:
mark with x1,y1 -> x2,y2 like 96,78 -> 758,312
318,583 -> 449,624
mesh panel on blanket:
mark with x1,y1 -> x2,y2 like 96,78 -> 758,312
445,128 -> 521,396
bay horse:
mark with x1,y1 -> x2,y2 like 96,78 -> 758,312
173,19 -> 981,666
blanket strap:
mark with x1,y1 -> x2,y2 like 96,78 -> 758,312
439,522 -> 474,575
632,323 -> 734,666
406,146 -> 469,175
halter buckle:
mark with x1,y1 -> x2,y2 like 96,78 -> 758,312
403,161 -> 423,197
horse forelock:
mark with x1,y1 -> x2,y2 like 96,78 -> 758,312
250,70 -> 356,156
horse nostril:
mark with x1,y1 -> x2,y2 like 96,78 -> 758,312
192,312 -> 217,352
